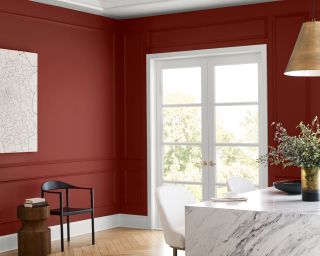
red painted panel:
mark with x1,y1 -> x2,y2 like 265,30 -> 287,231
267,14 -> 308,183
149,18 -> 267,50
124,33 -> 147,159
273,14 -> 308,129
122,169 -> 147,215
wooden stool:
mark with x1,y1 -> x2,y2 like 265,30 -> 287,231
17,205 -> 51,256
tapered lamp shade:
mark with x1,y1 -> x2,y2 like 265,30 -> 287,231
285,21 -> 320,76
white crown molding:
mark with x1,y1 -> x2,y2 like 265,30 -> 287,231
31,0 -> 279,20
0,214 -> 149,253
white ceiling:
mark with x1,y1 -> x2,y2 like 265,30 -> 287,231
32,0 -> 279,19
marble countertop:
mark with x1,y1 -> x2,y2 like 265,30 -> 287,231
187,187 -> 320,215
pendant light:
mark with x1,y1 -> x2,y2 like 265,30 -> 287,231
284,0 -> 320,76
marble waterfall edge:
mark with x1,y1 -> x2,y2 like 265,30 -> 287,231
185,188 -> 320,256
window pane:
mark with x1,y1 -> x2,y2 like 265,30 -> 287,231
215,63 -> 258,103
216,105 -> 258,143
163,183 -> 202,202
163,145 -> 202,182
162,67 -> 201,104
216,186 -> 228,198
216,146 -> 259,185
163,107 -> 201,143
185,184 -> 202,202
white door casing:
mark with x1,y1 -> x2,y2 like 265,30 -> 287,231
147,44 -> 268,229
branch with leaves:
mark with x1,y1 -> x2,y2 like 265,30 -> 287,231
259,116 -> 320,170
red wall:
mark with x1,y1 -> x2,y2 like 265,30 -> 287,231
119,0 -> 319,215
0,0 -> 318,235
0,0 -> 120,235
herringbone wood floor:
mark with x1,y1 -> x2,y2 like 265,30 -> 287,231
1,228 -> 185,256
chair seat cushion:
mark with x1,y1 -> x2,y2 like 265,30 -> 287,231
164,226 -> 185,249
51,207 -> 93,216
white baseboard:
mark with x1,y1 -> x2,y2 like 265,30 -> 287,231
0,233 -> 17,254
118,214 -> 149,229
0,214 -> 149,253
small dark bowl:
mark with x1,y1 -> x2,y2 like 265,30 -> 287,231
273,180 -> 301,195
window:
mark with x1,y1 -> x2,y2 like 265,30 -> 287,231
147,45 -> 268,228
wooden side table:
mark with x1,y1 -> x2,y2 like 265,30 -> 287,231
17,205 -> 51,256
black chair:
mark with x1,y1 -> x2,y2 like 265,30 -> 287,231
41,180 -> 95,252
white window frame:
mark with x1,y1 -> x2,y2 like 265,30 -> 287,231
147,44 -> 268,229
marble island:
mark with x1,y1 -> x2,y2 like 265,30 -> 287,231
185,187 -> 320,256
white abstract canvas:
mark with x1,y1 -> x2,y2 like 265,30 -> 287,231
0,48 -> 38,153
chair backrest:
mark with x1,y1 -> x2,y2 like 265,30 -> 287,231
155,185 -> 196,242
41,180 -> 74,191
227,176 -> 256,193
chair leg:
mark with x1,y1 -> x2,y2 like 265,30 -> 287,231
60,215 -> 64,252
67,216 -> 70,242
91,212 -> 95,245
173,248 -> 177,256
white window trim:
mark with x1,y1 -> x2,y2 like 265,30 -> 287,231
147,44 -> 268,229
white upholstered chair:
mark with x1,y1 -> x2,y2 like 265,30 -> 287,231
155,185 -> 196,256
227,176 -> 256,193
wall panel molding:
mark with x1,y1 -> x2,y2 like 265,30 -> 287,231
0,158 -> 117,183
0,157 -> 115,169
